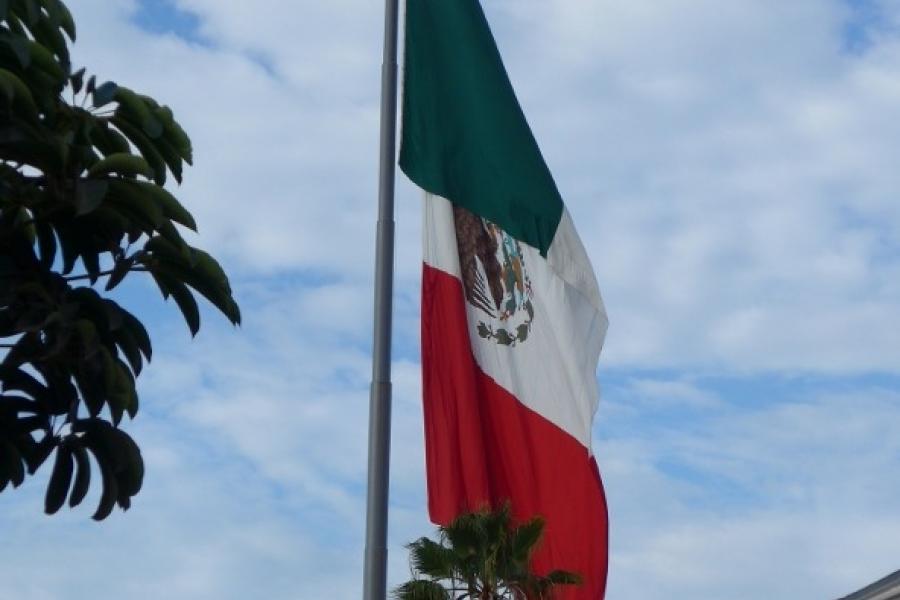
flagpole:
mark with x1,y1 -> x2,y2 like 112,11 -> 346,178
363,0 -> 399,596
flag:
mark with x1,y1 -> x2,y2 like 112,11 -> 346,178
400,1 -> 610,598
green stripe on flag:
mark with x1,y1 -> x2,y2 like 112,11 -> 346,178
400,0 -> 564,256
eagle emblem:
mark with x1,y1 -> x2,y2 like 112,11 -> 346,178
453,205 -> 535,347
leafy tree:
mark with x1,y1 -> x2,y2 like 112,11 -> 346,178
394,504 -> 581,599
0,0 -> 240,519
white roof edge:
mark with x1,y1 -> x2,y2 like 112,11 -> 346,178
838,570 -> 900,600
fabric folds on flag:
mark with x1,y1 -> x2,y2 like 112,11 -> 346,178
400,1 -> 610,598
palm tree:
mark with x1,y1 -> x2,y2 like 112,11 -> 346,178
393,504 -> 581,599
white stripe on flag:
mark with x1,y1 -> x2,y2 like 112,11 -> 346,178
423,193 -> 608,449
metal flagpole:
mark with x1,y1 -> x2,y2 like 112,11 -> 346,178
363,0 -> 399,597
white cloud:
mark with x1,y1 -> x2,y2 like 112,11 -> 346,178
67,0 -> 900,373
471,0 -> 900,373
621,377 -> 723,409
598,383 -> 900,599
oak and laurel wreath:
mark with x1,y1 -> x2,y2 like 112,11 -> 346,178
476,297 -> 535,347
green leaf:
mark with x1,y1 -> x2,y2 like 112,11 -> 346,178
89,121 -> 131,157
125,383 -> 138,419
0,366 -> 48,404
112,427 -> 143,498
25,36 -> 65,81
76,421 -> 120,518
104,255 -> 134,292
494,329 -> 513,345
101,301 -> 124,333
25,433 -> 55,474
44,443 -> 73,514
0,68 -> 39,121
92,81 -> 117,108
69,443 -> 91,507
102,197 -> 157,236
65,287 -> 109,331
132,181 -> 196,230
48,0 -> 76,41
11,205 -> 36,244
81,244 -> 100,284
74,179 -> 108,215
4,328 -> 44,364
111,116 -> 167,185
143,232 -> 188,265
152,133 -> 183,183
114,87 -> 163,138
515,323 -> 529,342
0,439 -> 25,488
30,12 -> 70,66
90,451 -> 117,521
0,126 -> 64,170
157,221 -> 192,261
87,152 -> 153,179
77,420 -> 143,516
1,394 -> 40,414
119,308 -> 151,362
96,346 -> 125,425
107,179 -> 164,228
191,249 -> 230,290
34,220 -> 56,268
112,359 -> 138,418
162,114 -> 192,163
55,222 -> 79,274
20,0 -> 40,24
143,239 -> 240,325
105,358 -> 137,426
113,321 -> 143,376
159,274 -> 200,336
154,260 -> 241,325
13,414 -> 50,434
69,66 -> 85,94
0,30 -> 31,68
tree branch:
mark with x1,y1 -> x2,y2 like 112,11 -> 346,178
65,266 -> 148,282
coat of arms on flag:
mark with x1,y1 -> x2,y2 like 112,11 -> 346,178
455,206 -> 536,347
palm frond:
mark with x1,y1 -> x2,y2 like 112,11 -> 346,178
409,537 -> 456,580
482,502 -> 512,549
442,509 -> 487,558
392,579 -> 451,600
507,516 -> 544,565
401,505 -> 579,600
543,569 -> 582,586
513,568 -> 583,598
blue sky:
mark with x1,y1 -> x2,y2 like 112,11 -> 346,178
132,0 -> 203,41
2,0 -> 900,598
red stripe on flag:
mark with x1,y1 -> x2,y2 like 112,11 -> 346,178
422,263 -> 609,600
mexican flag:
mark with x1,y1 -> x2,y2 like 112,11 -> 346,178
400,1 -> 610,598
